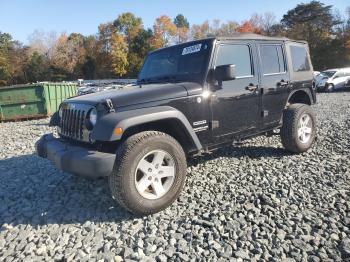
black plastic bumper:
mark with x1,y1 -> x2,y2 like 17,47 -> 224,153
35,134 -> 115,177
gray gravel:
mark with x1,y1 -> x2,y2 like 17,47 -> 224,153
1,92 -> 350,261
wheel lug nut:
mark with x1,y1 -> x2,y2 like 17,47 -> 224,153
148,168 -> 152,172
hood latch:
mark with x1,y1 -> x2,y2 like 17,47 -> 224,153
105,99 -> 115,113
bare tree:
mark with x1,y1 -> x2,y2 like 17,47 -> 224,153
28,30 -> 59,59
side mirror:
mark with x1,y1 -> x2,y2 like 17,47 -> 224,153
214,64 -> 236,82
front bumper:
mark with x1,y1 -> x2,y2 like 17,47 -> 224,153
35,134 -> 115,177
316,85 -> 326,92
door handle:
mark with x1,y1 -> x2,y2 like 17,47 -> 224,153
277,80 -> 289,87
245,84 -> 258,92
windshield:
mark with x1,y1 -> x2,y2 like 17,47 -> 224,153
321,71 -> 336,78
138,40 -> 213,84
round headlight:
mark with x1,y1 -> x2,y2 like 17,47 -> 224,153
89,108 -> 97,126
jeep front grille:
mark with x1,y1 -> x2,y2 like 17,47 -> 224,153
60,109 -> 85,140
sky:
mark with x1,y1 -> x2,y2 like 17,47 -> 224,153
1,0 -> 349,44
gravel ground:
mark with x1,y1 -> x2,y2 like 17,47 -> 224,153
0,92 -> 350,261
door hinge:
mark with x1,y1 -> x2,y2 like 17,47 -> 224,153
210,121 -> 219,130
262,110 -> 269,118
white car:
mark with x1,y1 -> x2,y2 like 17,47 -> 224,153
316,68 -> 350,92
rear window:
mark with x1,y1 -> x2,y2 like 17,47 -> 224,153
260,45 -> 286,74
290,46 -> 311,72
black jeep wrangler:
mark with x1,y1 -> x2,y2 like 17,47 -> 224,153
36,34 -> 317,215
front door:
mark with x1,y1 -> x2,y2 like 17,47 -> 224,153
210,42 -> 260,139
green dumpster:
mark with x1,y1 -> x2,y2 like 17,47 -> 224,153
0,83 -> 77,121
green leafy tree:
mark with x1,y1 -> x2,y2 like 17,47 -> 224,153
128,29 -> 154,77
25,51 -> 49,82
0,32 -> 14,85
113,12 -> 143,43
174,14 -> 189,29
113,12 -> 149,77
95,23 -> 115,78
174,14 -> 190,43
281,1 -> 341,69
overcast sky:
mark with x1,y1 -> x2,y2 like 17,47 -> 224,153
1,0 -> 348,43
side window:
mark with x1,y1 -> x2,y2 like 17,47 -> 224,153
290,45 -> 311,72
215,44 -> 253,77
260,45 -> 286,75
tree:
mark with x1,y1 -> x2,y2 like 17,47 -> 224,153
128,29 -> 154,77
50,33 -> 83,79
237,21 -> 262,34
113,12 -> 143,44
113,13 -> 153,77
174,14 -> 189,29
281,1 -> 342,69
28,30 -> 58,60
110,34 -> 129,76
95,23 -> 115,78
81,35 -> 98,79
152,15 -> 177,48
190,21 -> 210,40
216,21 -> 239,37
25,51 -> 49,82
174,14 -> 190,43
247,13 -> 277,35
0,32 -> 28,86
0,32 -> 13,85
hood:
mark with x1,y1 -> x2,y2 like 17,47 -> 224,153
67,82 -> 203,108
315,74 -> 329,86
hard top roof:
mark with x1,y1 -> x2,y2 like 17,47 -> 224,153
211,33 -> 306,44
148,33 -> 307,54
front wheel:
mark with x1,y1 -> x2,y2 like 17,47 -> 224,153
281,104 -> 316,153
109,131 -> 187,216
326,83 -> 335,93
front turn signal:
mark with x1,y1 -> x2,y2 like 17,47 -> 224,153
114,127 -> 123,135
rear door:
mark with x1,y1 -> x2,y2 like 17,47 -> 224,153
258,42 -> 290,128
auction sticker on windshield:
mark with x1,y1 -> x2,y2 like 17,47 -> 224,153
182,44 -> 202,55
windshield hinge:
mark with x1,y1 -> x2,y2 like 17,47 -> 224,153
105,99 -> 115,113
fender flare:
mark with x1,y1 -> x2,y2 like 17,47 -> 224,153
91,106 -> 202,151
287,88 -> 315,105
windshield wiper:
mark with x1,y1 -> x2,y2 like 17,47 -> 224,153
154,75 -> 177,83
138,75 -> 190,85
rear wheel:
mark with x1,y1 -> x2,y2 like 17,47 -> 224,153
281,103 -> 316,153
109,131 -> 187,216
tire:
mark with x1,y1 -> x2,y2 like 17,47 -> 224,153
326,83 -> 334,93
280,103 -> 316,154
109,131 -> 187,216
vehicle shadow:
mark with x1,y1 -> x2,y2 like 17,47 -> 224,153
0,154 -> 133,227
0,144 -> 289,227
